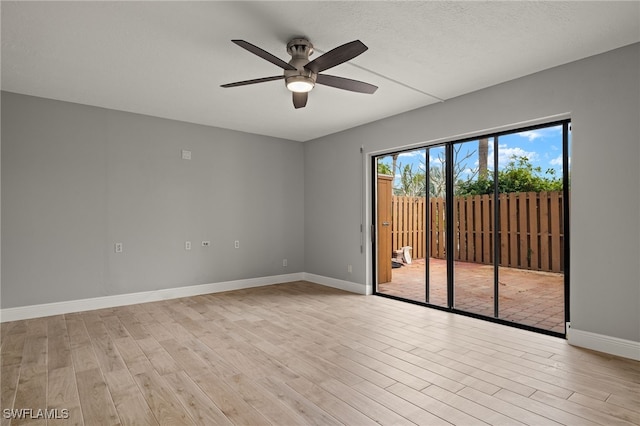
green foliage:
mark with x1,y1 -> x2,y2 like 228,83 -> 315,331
457,177 -> 494,195
377,162 -> 393,175
456,156 -> 563,195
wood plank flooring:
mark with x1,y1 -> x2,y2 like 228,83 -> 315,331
1,281 -> 638,425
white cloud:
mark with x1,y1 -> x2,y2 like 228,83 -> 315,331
398,151 -> 425,159
549,154 -> 563,166
497,145 -> 537,165
516,125 -> 562,142
517,130 -> 542,141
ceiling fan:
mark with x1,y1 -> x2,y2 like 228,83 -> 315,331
221,38 -> 378,109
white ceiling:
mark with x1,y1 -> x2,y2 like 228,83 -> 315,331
2,1 -> 639,142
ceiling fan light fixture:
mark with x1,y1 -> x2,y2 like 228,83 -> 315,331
286,75 -> 315,93
222,38 -> 378,108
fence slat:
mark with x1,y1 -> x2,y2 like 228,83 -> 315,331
500,194 -> 509,267
474,195 -> 482,263
550,191 -> 561,272
509,193 -> 518,268
417,198 -> 421,258
539,191 -> 550,271
391,197 -> 397,252
432,198 -> 438,258
432,198 -> 437,258
438,198 -> 446,259
403,197 -> 409,249
441,198 -> 446,258
412,198 -> 419,258
529,192 -> 539,270
518,193 -> 529,268
482,194 -> 492,264
463,196 -> 470,262
453,197 -> 467,260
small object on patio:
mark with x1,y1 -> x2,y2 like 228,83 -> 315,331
393,250 -> 404,262
392,260 -> 403,269
402,246 -> 412,264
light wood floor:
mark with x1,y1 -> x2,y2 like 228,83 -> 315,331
1,281 -> 638,425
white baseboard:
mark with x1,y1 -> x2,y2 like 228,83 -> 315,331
568,327 -> 640,361
303,273 -> 369,295
0,273 -> 305,323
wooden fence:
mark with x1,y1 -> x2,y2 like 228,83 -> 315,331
391,191 -> 564,272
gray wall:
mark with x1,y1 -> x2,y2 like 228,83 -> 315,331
305,43 -> 640,343
2,93 -> 304,308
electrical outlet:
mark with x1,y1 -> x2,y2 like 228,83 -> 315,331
283,259 -> 288,267
234,240 -> 240,249
185,241 -> 191,250
115,243 -> 123,253
348,264 -> 352,273
181,149 -> 191,160
202,241 -> 210,247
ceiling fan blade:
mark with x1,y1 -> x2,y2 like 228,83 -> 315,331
221,75 -> 284,88
304,40 -> 368,74
316,74 -> 378,94
232,40 -> 296,71
293,92 -> 308,109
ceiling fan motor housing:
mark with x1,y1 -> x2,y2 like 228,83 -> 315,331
285,38 -> 316,90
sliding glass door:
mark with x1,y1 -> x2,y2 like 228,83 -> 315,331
374,120 -> 570,336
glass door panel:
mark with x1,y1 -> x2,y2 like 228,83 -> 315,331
375,150 -> 427,303
426,145 -> 448,307
452,139 -> 496,316
496,125 -> 566,334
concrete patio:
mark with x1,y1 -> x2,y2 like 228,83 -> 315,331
378,258 -> 565,334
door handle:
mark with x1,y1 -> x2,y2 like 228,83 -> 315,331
382,222 -> 390,226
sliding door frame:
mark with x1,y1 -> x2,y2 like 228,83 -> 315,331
372,119 -> 571,338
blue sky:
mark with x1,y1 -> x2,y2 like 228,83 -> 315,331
380,123 -> 569,183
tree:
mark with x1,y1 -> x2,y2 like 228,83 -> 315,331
392,153 -> 399,182
394,163 -> 426,196
377,161 -> 393,175
478,138 -> 489,179
428,145 -> 478,197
